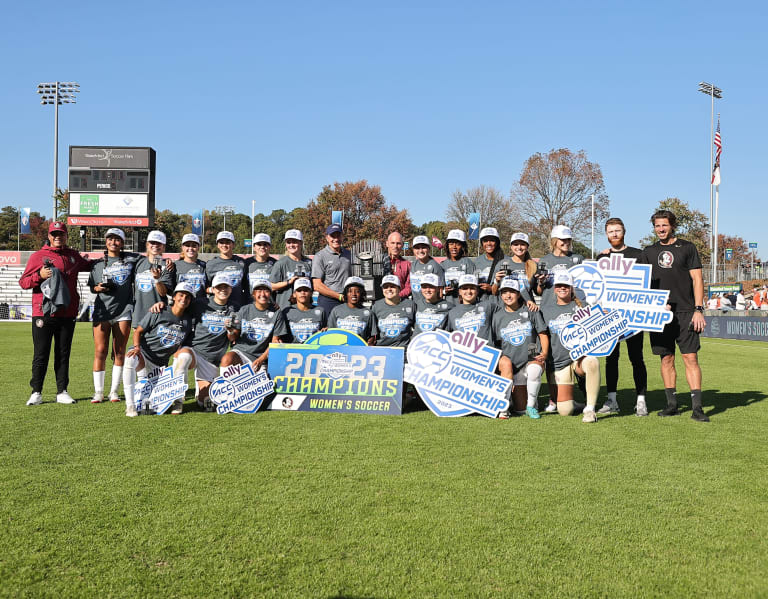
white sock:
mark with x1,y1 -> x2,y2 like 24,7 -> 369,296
93,371 -> 105,394
173,352 -> 193,377
636,394 -> 646,405
526,363 -> 543,408
110,365 -> 123,394
607,391 -> 617,403
123,356 -> 138,408
583,404 -> 595,413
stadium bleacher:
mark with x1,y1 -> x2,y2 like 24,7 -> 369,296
0,266 -> 95,321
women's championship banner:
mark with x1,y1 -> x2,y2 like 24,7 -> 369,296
266,329 -> 404,414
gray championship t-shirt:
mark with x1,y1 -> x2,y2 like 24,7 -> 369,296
536,252 -> 585,306
446,301 -> 497,343
541,301 -> 579,370
189,297 -> 237,364
174,259 -> 208,300
442,257 -> 476,299
235,303 -> 288,360
271,256 -> 312,309
282,305 -> 326,343
206,256 -> 247,308
246,257 -> 277,295
311,246 -> 353,294
410,258 -> 445,295
412,295 -> 454,335
133,256 -> 176,327
137,309 -> 193,366
89,252 -> 141,321
492,305 -> 547,371
372,298 -> 414,347
328,304 -> 378,340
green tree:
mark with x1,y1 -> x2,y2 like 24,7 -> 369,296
639,197 -> 710,261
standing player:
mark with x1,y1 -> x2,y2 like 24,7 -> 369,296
205,231 -> 247,307
282,278 -> 326,343
596,218 -> 648,416
493,277 -> 549,419
442,229 -> 476,301
506,232 -> 539,311
474,227 -> 507,300
88,228 -> 140,403
410,236 -> 445,297
372,275 -> 414,347
271,229 -> 312,309
174,233 -> 207,300
245,233 -> 277,298
642,210 -> 709,422
311,223 -> 352,318
132,230 -> 176,329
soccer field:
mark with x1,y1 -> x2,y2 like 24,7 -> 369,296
1,322 -> 766,598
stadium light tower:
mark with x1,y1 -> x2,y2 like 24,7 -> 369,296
697,82 -> 722,263
214,205 -> 235,231
37,81 -> 80,221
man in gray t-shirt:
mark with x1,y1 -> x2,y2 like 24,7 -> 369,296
311,223 -> 352,317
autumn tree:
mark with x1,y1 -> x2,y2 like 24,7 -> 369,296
445,186 -> 519,245
716,234 -> 753,266
511,148 -> 609,249
639,197 -> 710,261
294,180 -> 415,253
0,206 -> 47,250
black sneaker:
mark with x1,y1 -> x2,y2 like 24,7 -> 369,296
691,408 -> 710,422
658,406 -> 680,417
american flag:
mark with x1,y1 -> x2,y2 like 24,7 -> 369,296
712,116 -> 722,185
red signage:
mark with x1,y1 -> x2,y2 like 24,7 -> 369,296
0,251 -> 22,266
67,216 -> 149,227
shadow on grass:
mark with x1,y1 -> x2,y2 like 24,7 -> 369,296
626,388 -> 767,418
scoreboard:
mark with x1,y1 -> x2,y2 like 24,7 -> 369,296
67,146 -> 156,227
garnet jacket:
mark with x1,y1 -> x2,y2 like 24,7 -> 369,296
19,245 -> 93,317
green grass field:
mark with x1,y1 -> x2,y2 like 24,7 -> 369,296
1,322 -> 767,598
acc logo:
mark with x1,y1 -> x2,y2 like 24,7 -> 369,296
209,363 -> 274,414
559,322 -> 588,350
408,332 -> 452,374
135,366 -> 187,415
319,351 -> 355,379
136,271 -> 154,292
157,324 -> 185,348
569,263 -> 605,304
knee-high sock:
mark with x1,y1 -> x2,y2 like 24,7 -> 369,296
173,352 -> 193,378
581,356 -> 600,410
123,355 -> 140,408
93,370 -> 105,394
110,365 -> 123,394
526,363 -> 543,408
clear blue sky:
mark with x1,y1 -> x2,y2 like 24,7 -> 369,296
2,0 -> 765,258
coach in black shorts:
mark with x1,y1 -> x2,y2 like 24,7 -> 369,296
642,209 -> 709,422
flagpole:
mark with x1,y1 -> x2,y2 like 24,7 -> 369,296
17,206 -> 20,252
714,185 -> 719,284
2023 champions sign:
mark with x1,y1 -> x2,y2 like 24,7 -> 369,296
267,329 -> 405,415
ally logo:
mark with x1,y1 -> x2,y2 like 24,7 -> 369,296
135,366 -> 188,415
404,330 -> 510,418
209,363 -> 274,414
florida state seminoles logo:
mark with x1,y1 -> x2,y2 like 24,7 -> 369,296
658,251 -> 674,268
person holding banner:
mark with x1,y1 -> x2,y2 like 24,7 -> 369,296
220,279 -> 288,373
442,229 -> 476,300
446,274 -> 496,343
245,233 -> 277,298
311,224 -> 352,318
540,272 -> 600,423
493,277 -> 549,419
205,231 -> 247,308
282,278 -> 326,343
474,227 -> 507,300
372,275 -> 414,347
187,274 -> 240,410
507,232 -> 539,311
328,276 -> 377,345
132,231 -> 176,329
410,236 -> 445,297
174,234 -> 207,300
596,218 -> 648,416
88,228 -> 141,404
123,282 -> 196,417
642,209 -> 708,422
271,229 -> 312,309
412,273 -> 453,335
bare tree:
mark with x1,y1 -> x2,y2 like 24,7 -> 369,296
511,148 -> 609,243
445,185 -> 519,242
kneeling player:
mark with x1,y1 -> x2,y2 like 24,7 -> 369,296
492,278 -> 549,419
123,282 -> 196,417
372,274 -> 414,347
540,273 -> 600,423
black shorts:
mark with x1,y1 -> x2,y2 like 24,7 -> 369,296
650,311 -> 701,356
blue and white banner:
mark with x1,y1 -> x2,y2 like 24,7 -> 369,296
134,365 -> 187,415
404,330 -> 510,418
209,363 -> 274,414
558,303 -> 631,360
20,207 -> 31,234
267,330 -> 404,415
467,213 -> 480,240
192,209 -> 203,236
568,254 -> 673,333
331,210 -> 344,227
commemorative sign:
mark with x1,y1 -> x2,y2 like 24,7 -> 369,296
266,329 -> 404,414
208,363 -> 274,414
555,303 -> 631,360
568,254 -> 673,334
134,365 -> 187,415
404,330 -> 510,418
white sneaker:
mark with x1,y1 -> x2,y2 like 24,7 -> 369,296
598,399 -> 619,414
108,391 -> 121,403
544,402 -> 557,413
170,401 -> 183,415
27,392 -> 43,406
126,404 -> 138,418
91,392 -> 104,404
582,409 -> 597,423
56,391 -> 76,404
635,398 -> 648,417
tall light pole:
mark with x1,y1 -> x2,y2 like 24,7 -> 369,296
37,82 -> 79,221
251,199 -> 256,256
590,194 -> 595,259
697,81 -> 722,281
214,205 -> 235,232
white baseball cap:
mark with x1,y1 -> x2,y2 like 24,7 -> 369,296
479,227 -> 499,240
284,229 -> 303,241
211,273 -> 232,288
412,235 -> 430,247
550,225 -> 573,239
216,231 -> 235,243
499,277 -> 522,292
105,228 -> 125,241
254,233 -> 271,245
510,232 -> 530,245
293,277 -> 312,290
382,274 -> 401,288
343,276 -> 365,290
420,273 -> 440,287
447,229 -> 467,243
182,233 -> 200,245
147,230 -> 166,244
458,274 -> 479,288
250,278 -> 272,291
552,272 -> 574,286
173,281 -> 196,296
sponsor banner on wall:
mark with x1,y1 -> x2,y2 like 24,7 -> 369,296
68,216 -> 150,227
0,252 -> 23,266
70,192 -> 148,217
703,315 -> 768,342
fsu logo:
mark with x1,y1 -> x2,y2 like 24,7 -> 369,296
658,251 -> 674,268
